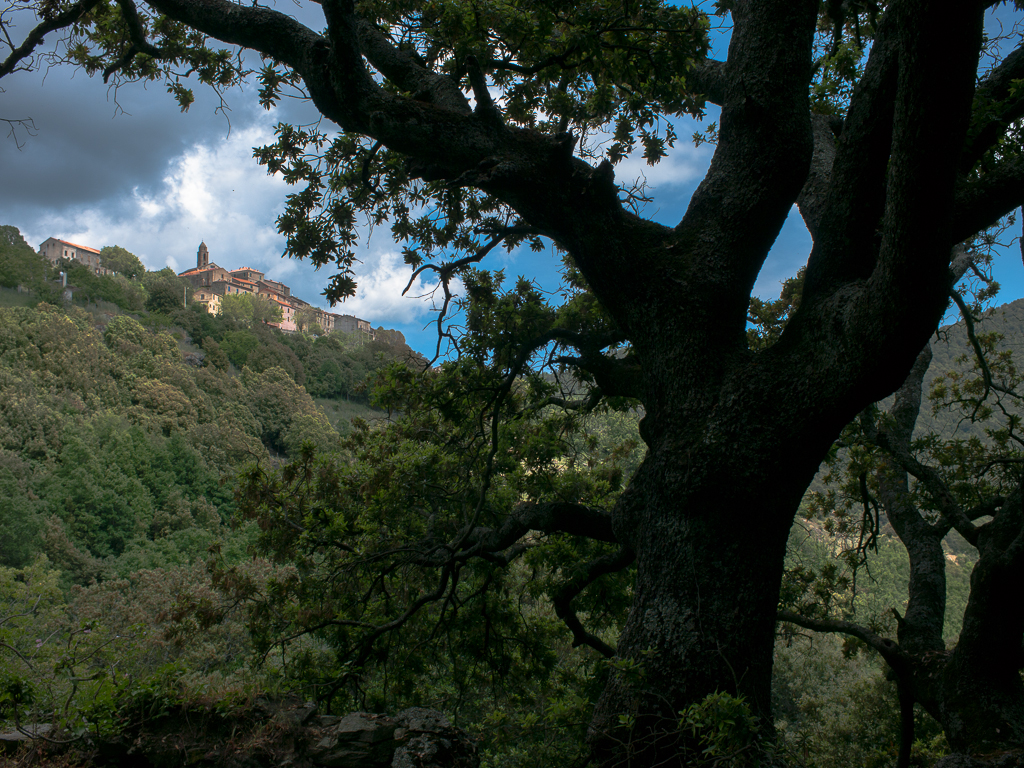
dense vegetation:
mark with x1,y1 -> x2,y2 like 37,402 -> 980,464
0,227 -> 427,572
0,222 -> 1020,768
5,0 -> 1024,763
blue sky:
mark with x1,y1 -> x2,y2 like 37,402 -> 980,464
1,3 -> 1020,355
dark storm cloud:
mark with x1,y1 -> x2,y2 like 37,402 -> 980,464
1,0 -> 326,219
2,68 -> 259,213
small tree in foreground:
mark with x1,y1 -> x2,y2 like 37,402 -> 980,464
782,289 -> 1024,766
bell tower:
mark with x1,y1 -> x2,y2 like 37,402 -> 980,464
197,241 -> 209,270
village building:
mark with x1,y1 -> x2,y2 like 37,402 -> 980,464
192,288 -> 222,315
270,297 -> 298,333
39,237 -> 110,276
231,267 -> 264,283
334,314 -> 373,336
177,243 -> 373,337
258,278 -> 290,298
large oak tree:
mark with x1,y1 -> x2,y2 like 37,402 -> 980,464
5,0 -> 1024,764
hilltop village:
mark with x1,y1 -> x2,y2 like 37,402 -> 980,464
38,237 -> 374,337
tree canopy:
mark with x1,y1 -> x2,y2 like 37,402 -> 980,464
100,244 -> 146,279
218,292 -> 284,326
4,0 -> 1024,765
0,225 -> 50,290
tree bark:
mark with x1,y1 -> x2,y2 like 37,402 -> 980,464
794,341 -> 1024,759
71,0 -> 1024,763
588,440 -> 819,764
939,488 -> 1024,753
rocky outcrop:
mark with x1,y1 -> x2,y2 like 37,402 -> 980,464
0,701 -> 478,768
308,709 -> 477,768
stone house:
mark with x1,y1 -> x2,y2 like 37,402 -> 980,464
177,243 -> 372,337
39,237 -> 110,276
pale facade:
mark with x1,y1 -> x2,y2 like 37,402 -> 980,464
177,243 -> 372,335
271,298 -> 298,332
193,289 -> 222,314
334,314 -> 373,336
179,265 -> 230,287
231,267 -> 265,283
39,237 -> 110,276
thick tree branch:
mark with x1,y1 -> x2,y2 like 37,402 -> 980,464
801,5 -> 899,299
548,328 -> 628,352
871,0 -> 982,305
961,42 -> 1024,173
0,0 -> 103,79
553,545 -> 635,658
354,18 -> 470,114
777,610 -> 909,669
143,0 -> 327,80
873,427 -> 981,546
869,344 -> 951,655
953,154 -> 1024,245
884,343 -> 933,448
532,388 -> 604,414
796,113 -> 839,239
465,54 -> 499,118
553,352 -> 642,400
687,57 -> 727,107
443,500 -> 618,567
795,2 -> 986,413
669,0 -> 817,345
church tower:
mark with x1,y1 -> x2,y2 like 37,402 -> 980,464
197,241 -> 209,270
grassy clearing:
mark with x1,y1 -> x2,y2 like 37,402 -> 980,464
0,286 -> 37,308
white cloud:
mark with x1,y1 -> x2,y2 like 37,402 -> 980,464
20,121 -> 289,274
615,137 -> 713,191
340,249 -> 458,325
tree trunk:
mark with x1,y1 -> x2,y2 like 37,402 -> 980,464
586,374 -> 840,764
837,347 -> 1024,759
938,490 -> 1024,754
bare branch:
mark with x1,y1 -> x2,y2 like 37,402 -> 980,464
402,226 -> 541,296
1,116 -> 36,149
0,0 -> 103,79
777,610 -> 909,669
553,546 -> 634,658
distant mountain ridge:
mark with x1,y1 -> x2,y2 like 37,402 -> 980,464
915,296 -> 1024,440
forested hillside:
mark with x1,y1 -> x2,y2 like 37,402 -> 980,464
0,227 -> 424,575
0,219 -> 1020,768
0,226 -> 452,766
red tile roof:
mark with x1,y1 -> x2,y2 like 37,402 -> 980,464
56,239 -> 100,254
